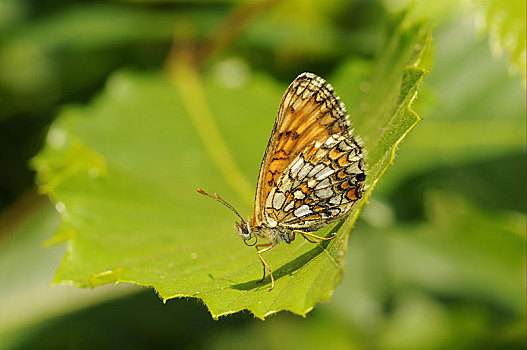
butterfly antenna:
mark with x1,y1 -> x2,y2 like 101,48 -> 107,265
196,188 -> 246,223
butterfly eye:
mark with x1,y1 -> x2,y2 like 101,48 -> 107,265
241,223 -> 257,246
236,221 -> 251,240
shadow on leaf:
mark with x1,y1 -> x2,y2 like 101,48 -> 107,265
230,222 -> 344,291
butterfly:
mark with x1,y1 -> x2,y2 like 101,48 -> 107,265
198,72 -> 366,291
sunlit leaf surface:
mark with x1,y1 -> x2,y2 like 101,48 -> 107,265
33,15 -> 431,319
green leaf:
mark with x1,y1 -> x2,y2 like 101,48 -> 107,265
0,3 -> 225,119
468,0 -> 526,84
0,193 -> 138,349
32,14 -> 431,319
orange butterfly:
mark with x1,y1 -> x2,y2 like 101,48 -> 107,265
198,72 -> 365,290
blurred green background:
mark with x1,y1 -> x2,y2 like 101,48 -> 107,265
0,0 -> 525,349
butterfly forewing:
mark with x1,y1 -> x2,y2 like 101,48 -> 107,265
254,73 -> 355,225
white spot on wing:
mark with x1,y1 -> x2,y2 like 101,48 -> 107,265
273,192 -> 286,209
308,164 -> 324,177
265,213 -> 277,227
297,164 -> 313,180
315,187 -> 333,199
346,162 -> 361,174
329,208 -> 341,216
307,179 -> 317,188
315,178 -> 331,189
284,201 -> 295,212
279,177 -> 293,191
329,194 -> 341,205
289,157 -> 304,178
324,135 -> 339,147
294,205 -> 312,217
302,88 -> 312,100
348,155 -> 361,162
293,190 -> 306,199
338,140 -> 352,151
265,189 -> 275,208
296,82 -> 306,95
315,166 -> 333,180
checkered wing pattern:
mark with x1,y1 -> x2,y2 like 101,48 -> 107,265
263,134 -> 365,231
254,72 -> 365,229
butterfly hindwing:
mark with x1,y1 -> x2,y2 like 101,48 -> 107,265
263,134 -> 365,231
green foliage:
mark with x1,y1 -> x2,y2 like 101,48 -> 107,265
31,14 -> 430,318
1,0 -> 524,348
377,16 -> 527,195
0,196 -> 138,349
468,0 -> 526,83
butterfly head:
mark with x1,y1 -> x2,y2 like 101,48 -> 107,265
196,188 -> 256,246
235,220 -> 254,243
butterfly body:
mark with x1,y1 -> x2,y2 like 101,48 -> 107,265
251,225 -> 294,245
198,72 -> 365,290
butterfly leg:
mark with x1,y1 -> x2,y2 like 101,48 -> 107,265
294,230 -> 337,244
255,242 -> 276,291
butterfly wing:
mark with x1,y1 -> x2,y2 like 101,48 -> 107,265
263,134 -> 365,231
253,72 -> 357,226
